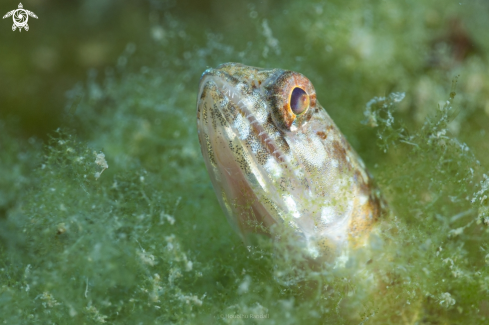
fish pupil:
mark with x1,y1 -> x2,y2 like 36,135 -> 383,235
290,87 -> 309,115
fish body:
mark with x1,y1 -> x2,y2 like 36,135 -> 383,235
197,63 -> 384,259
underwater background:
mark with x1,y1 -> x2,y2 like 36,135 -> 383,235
1,0 -> 489,323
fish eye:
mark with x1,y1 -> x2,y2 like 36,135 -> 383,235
290,87 -> 309,115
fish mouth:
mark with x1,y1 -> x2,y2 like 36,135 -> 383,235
197,66 -> 300,238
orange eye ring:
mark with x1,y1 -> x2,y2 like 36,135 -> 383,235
267,71 -> 316,131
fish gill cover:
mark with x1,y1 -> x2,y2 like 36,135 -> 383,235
1,0 -> 489,324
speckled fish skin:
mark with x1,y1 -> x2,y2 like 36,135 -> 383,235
197,63 -> 384,259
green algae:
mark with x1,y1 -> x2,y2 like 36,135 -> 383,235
2,0 -> 489,324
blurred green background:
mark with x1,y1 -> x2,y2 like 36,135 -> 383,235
2,0 -> 489,324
